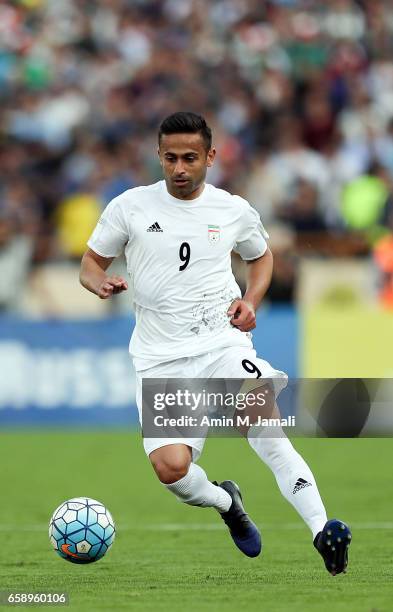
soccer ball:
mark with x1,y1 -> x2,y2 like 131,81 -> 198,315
49,497 -> 115,564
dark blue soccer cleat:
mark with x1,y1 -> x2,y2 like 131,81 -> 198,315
314,519 -> 352,575
214,480 -> 262,558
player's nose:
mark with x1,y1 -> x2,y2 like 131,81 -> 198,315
173,160 -> 186,175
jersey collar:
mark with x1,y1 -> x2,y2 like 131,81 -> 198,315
160,180 -> 208,205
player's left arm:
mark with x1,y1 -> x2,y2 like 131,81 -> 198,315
228,248 -> 273,332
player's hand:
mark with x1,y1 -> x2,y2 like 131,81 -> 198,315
227,299 -> 256,332
97,275 -> 128,299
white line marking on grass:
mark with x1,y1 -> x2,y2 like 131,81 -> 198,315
3,522 -> 393,532
134,522 -> 393,531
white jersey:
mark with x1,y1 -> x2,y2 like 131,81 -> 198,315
87,180 -> 268,370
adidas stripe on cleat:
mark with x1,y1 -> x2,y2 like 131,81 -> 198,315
214,480 -> 261,558
314,519 -> 352,575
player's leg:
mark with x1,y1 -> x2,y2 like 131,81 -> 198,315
135,367 -> 230,509
149,442 -> 261,557
149,443 -> 231,511
135,358 -> 261,557
248,423 -> 351,574
237,380 -> 328,540
247,418 -> 328,538
209,348 -> 328,536
206,347 -> 351,572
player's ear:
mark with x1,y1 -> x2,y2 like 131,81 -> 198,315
206,147 -> 216,167
157,147 -> 163,166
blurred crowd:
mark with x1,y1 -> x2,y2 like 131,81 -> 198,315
1,0 -> 393,310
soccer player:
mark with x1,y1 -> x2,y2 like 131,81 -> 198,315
80,112 -> 351,574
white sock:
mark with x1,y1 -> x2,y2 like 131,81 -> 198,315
165,463 -> 232,513
248,427 -> 327,539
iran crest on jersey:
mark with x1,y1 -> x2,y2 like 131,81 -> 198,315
208,225 -> 220,243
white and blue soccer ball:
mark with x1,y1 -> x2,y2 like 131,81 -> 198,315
49,497 -> 115,564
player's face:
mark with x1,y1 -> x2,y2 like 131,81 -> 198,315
158,133 -> 216,200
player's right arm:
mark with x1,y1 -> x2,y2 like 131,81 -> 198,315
80,195 -> 130,299
80,249 -> 128,299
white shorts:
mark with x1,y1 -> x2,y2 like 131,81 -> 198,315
135,345 -> 287,461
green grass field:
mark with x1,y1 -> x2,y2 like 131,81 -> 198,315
0,432 -> 392,611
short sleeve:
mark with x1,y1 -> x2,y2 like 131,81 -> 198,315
87,197 -> 129,258
233,202 -> 269,260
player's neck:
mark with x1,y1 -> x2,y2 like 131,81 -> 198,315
167,182 -> 206,201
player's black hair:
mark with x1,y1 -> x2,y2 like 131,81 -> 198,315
158,112 -> 212,151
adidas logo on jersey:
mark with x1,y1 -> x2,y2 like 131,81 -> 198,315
147,222 -> 163,232
292,477 -> 312,494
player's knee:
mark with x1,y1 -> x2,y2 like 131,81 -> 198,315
150,448 -> 191,484
151,458 -> 190,484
